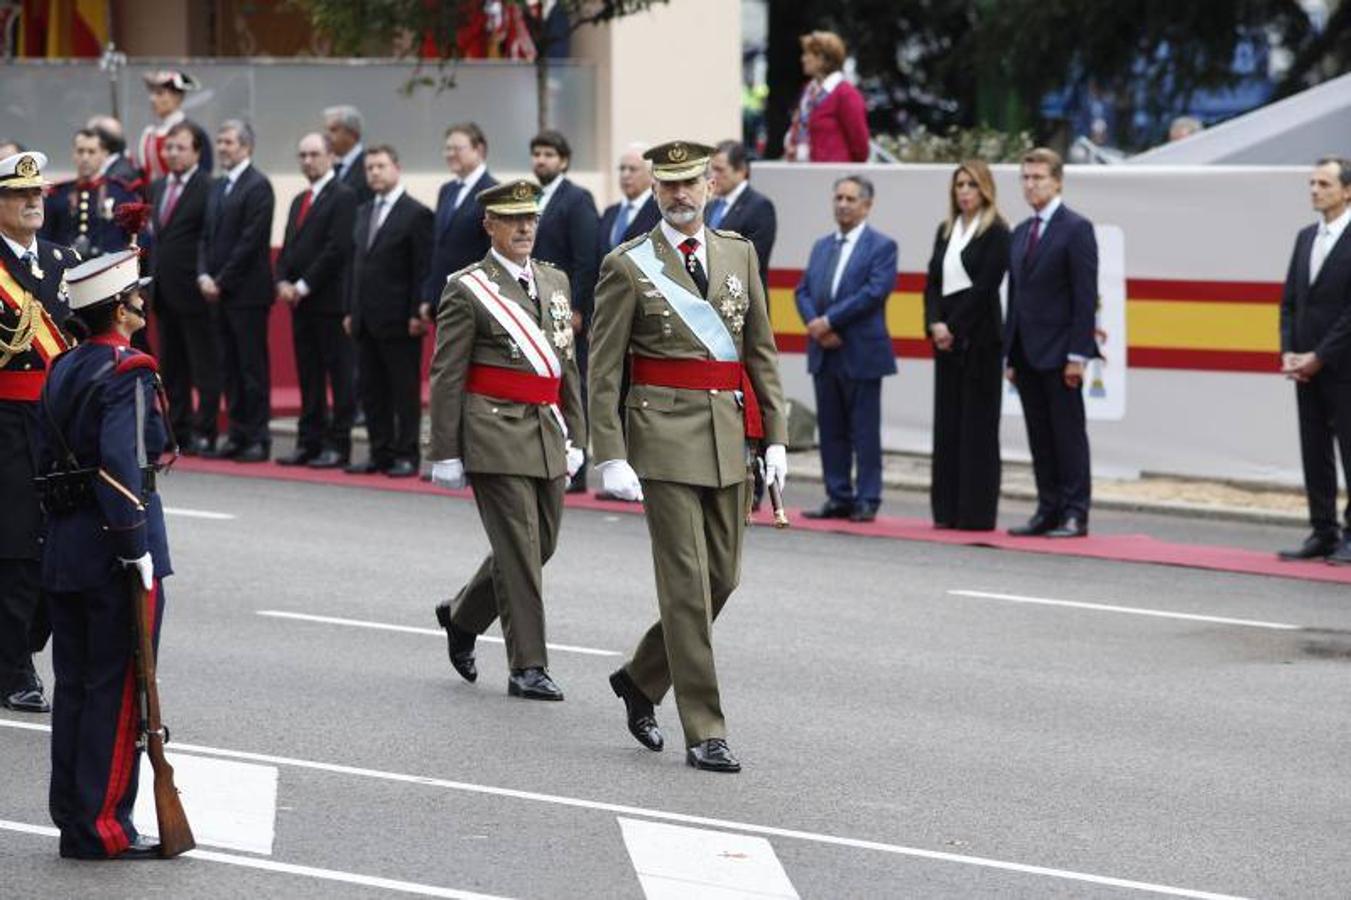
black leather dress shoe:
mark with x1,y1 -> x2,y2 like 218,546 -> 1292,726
434,602 -> 477,683
1324,537 -> 1351,566
1046,516 -> 1088,538
344,459 -> 382,475
849,503 -> 879,523
802,500 -> 854,520
202,439 -> 242,460
686,738 -> 740,773
1278,531 -> 1341,561
235,443 -> 270,463
385,459 -> 418,478
276,448 -> 317,467
508,667 -> 564,700
609,669 -> 663,751
188,435 -> 215,456
62,835 -> 162,860
1008,513 -> 1056,537
307,449 -> 348,469
2,684 -> 50,713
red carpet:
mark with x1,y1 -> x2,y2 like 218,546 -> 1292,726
171,456 -> 1351,586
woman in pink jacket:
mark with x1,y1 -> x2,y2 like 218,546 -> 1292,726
785,31 -> 871,164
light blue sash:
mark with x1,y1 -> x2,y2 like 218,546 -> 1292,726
626,239 -> 738,362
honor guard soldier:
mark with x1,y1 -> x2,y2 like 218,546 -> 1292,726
588,141 -> 789,772
38,250 -> 173,859
0,151 -> 76,714
42,128 -> 139,260
429,179 -> 585,701
138,70 -> 202,184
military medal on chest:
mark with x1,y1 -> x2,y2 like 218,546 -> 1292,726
719,273 -> 748,334
547,289 -> 573,359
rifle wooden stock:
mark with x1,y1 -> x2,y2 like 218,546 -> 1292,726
130,573 -> 195,858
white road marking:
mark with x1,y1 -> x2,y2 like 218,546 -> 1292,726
134,752 -> 278,855
0,719 -> 1252,900
255,610 -> 620,657
0,818 -> 512,899
163,507 -> 237,520
620,817 -> 799,899
947,590 -> 1300,631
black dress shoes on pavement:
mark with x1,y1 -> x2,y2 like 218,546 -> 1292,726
802,500 -> 853,520
508,667 -> 564,700
609,669 -> 663,751
686,738 -> 741,773
307,449 -> 348,469
344,458 -> 382,475
2,683 -> 50,713
434,602 -> 477,683
385,459 -> 418,478
235,442 -> 270,463
849,502 -> 879,523
1328,538 -> 1351,566
1278,531 -> 1341,561
1046,516 -> 1088,538
201,439 -> 242,460
276,448 -> 317,467
1008,513 -> 1056,537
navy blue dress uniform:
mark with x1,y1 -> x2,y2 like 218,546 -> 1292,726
41,174 -> 139,260
0,151 -> 76,713
37,250 -> 172,860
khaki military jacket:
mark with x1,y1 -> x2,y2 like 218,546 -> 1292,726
588,224 -> 787,488
428,252 -> 585,479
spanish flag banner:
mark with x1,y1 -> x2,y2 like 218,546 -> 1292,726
18,0 -> 108,58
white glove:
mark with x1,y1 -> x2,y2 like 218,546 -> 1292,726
565,440 -> 585,479
431,458 -> 466,490
596,459 -> 643,502
763,443 -> 787,494
119,552 -> 154,591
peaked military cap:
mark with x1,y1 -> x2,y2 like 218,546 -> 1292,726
65,250 -> 152,312
478,179 -> 542,216
0,152 -> 50,191
142,69 -> 201,93
644,141 -> 716,182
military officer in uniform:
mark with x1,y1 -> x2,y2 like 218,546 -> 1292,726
41,128 -> 139,260
588,141 -> 789,772
0,151 -> 76,713
429,180 -> 585,701
38,249 -> 172,859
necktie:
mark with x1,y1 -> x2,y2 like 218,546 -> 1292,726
21,251 -> 38,278
609,202 -> 631,249
708,198 -> 727,229
367,198 -> 386,249
678,237 -> 708,297
161,176 -> 183,224
296,189 -> 314,229
224,176 -> 235,197
1025,214 -> 1042,266
825,235 -> 846,300
1310,225 -> 1332,284
449,179 -> 465,211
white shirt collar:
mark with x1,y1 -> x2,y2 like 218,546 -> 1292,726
171,164 -> 199,184
490,247 -> 534,289
835,220 -> 867,243
3,233 -> 37,260
539,175 -> 566,210
376,183 -> 405,207
621,187 -> 652,210
660,219 -> 708,270
308,169 -> 336,196
1032,195 -> 1062,224
1320,206 -> 1351,241
719,180 -> 749,209
225,157 -> 251,183
458,163 -> 488,191
339,143 -> 364,171
819,71 -> 845,95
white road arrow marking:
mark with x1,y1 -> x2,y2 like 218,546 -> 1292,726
620,817 -> 800,900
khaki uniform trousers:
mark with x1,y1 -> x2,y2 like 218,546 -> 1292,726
624,478 -> 746,745
448,473 -> 565,670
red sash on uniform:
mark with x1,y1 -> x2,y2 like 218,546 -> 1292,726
0,258 -> 69,402
0,370 -> 45,401
465,364 -> 561,406
630,355 -> 764,440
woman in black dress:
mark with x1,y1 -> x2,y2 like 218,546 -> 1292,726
923,160 -> 1010,530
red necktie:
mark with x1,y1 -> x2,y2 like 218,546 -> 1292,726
161,176 -> 183,224
296,189 -> 314,229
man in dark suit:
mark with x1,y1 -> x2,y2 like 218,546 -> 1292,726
424,122 -> 497,322
794,175 -> 898,523
0,150 -> 77,713
1004,147 -> 1099,538
598,143 -> 660,256
149,121 -> 219,454
197,119 -> 276,463
275,133 -> 358,468
708,140 -> 777,291
345,145 -> 433,478
1279,156 -> 1351,563
531,130 -> 599,492
324,104 -> 373,206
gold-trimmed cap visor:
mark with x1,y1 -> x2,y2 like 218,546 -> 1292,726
478,178 -> 542,216
66,250 -> 152,312
0,152 -> 50,190
643,141 -> 715,182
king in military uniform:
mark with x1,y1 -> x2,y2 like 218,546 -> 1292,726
429,179 -> 586,701
0,151 -> 77,713
588,141 -> 789,772
42,127 -> 140,260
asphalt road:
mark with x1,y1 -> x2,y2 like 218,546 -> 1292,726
1,470 -> 1347,899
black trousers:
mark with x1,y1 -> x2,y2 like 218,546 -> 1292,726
157,304 -> 223,443
1010,342 -> 1091,522
293,313 -> 356,457
357,332 -> 422,466
931,342 -> 1003,529
49,577 -> 165,858
0,559 -> 44,692
217,305 -> 272,446
1296,372 -> 1351,535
